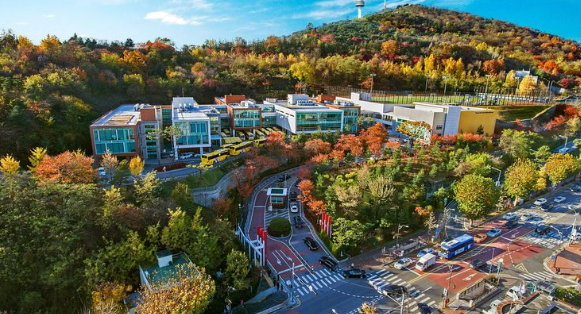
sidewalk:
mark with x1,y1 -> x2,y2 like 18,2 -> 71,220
545,243 -> 581,282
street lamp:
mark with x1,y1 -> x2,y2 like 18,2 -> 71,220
443,76 -> 450,99
370,73 -> 376,97
496,258 -> 504,279
395,224 -> 409,249
484,74 -> 491,105
558,135 -> 568,152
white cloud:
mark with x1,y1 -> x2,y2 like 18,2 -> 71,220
43,14 -> 56,18
293,8 -> 355,20
16,22 -> 28,25
249,8 -> 268,14
315,0 -> 353,8
145,11 -> 199,25
170,0 -> 213,11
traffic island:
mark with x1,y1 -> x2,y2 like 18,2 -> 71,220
267,218 -> 291,238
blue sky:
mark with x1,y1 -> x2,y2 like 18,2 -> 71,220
0,0 -> 579,46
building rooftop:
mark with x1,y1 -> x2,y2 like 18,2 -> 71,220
274,102 -> 343,113
142,252 -> 196,287
91,104 -> 145,127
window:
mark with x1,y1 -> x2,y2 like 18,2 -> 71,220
93,128 -> 136,154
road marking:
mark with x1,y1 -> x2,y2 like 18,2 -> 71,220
421,287 -> 431,293
463,274 -> 476,281
409,268 -> 422,277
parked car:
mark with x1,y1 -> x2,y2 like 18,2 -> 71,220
303,237 -> 319,251
416,248 -> 435,258
554,196 -> 566,203
394,257 -> 413,270
534,198 -> 547,206
540,203 -> 553,212
179,152 -> 194,159
343,269 -> 366,278
380,284 -> 408,296
506,286 -> 523,300
469,259 -> 486,270
415,253 -> 436,271
535,281 -> 556,295
320,256 -> 338,271
486,300 -> 502,314
502,212 -> 518,221
474,233 -> 488,243
535,224 -> 550,235
503,220 -> 518,229
97,167 -> 107,177
487,228 -> 502,237
294,216 -> 305,228
520,212 -> 533,221
290,202 -> 299,213
290,191 -> 297,201
417,303 -> 432,314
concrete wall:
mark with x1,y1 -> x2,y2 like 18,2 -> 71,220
392,106 -> 436,127
274,105 -> 296,134
443,106 -> 461,135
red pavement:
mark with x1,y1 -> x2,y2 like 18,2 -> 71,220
419,222 -> 543,293
548,243 -> 581,276
248,189 -> 305,279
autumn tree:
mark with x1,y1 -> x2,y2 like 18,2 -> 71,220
453,174 -> 500,223
128,155 -> 144,177
504,159 -> 539,202
91,282 -> 131,314
297,179 -> 315,204
335,134 -> 364,157
499,129 -> 541,161
543,153 -> 580,185
0,155 -> 20,175
28,147 -> 47,172
34,151 -> 96,184
101,150 -> 119,184
136,263 -> 215,314
134,172 -> 160,206
358,302 -> 380,314
361,123 -> 388,156
304,139 -> 332,156
483,59 -> 505,75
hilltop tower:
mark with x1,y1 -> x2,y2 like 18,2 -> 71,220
355,0 -> 364,19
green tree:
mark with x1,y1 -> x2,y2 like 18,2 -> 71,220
225,250 -> 250,291
332,218 -> 365,248
499,129 -> 541,161
543,153 -> 580,185
533,145 -> 552,164
171,182 -> 193,210
453,174 -> 500,222
100,150 -> 119,184
503,159 -> 539,202
161,208 -> 220,269
134,171 -> 160,205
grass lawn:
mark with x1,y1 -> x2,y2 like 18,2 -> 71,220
160,158 -> 244,196
488,105 -> 550,122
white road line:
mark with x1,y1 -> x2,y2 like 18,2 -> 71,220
333,274 -> 342,281
296,288 -> 304,296
324,278 -> 333,285
314,282 -> 323,289
392,278 -> 403,284
415,293 -> 425,300
419,297 -> 431,303
384,273 -> 396,279
428,301 -> 436,306
305,274 -> 313,282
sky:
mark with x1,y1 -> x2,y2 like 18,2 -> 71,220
0,0 -> 579,46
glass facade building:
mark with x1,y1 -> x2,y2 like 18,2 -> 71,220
93,128 -> 136,154
296,111 -> 342,132
175,121 -> 210,145
232,109 -> 261,128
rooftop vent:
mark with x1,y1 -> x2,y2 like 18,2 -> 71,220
156,250 -> 173,268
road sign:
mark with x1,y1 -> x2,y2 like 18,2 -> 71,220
443,288 -> 448,297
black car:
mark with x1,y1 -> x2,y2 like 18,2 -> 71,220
343,268 -> 366,278
294,216 -> 305,228
536,224 -> 550,235
290,191 -> 298,201
304,237 -> 319,251
504,220 -> 518,229
319,256 -> 338,271
381,284 -> 408,295
470,259 -> 486,270
540,203 -> 553,212
417,303 -> 432,314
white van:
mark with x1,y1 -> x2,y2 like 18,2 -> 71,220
415,253 -> 436,271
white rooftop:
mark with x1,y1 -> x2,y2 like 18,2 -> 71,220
92,104 -> 143,127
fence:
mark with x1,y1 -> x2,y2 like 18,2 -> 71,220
323,85 -> 555,106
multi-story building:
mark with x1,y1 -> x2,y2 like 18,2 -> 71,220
90,104 -> 145,159
171,97 -> 212,157
269,95 -> 344,134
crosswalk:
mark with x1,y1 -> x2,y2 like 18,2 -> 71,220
519,271 -> 555,282
264,207 -> 290,227
366,270 -> 437,313
291,268 -> 344,296
521,233 -> 564,249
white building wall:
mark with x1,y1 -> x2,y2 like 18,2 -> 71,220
288,94 -> 310,105
274,105 -> 296,134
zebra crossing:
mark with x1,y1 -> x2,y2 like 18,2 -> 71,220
366,270 -> 437,313
519,271 -> 555,282
521,233 -> 564,249
264,207 -> 290,227
291,268 -> 344,296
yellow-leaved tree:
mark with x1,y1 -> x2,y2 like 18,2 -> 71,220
0,155 -> 20,175
128,156 -> 144,178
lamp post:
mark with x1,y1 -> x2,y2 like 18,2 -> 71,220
425,76 -> 429,93
395,224 -> 409,249
558,135 -> 568,152
370,73 -> 376,97
496,258 -> 504,280
443,264 -> 455,308
443,76 -> 450,100
484,74 -> 491,105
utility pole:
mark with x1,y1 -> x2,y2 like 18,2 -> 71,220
370,74 -> 376,98
484,74 -> 491,105
443,76 -> 450,103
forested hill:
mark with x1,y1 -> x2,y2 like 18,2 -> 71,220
1,4 -> 580,160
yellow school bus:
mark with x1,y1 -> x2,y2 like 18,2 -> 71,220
254,138 -> 266,147
200,149 -> 230,166
229,141 -> 254,156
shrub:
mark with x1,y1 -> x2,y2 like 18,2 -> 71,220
268,218 -> 291,237
555,287 -> 581,307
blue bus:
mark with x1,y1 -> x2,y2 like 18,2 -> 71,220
438,234 -> 474,259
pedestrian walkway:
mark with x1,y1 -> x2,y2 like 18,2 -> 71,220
367,269 -> 437,313
264,207 -> 290,228
519,271 -> 555,282
521,233 -> 564,249
291,268 -> 343,297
